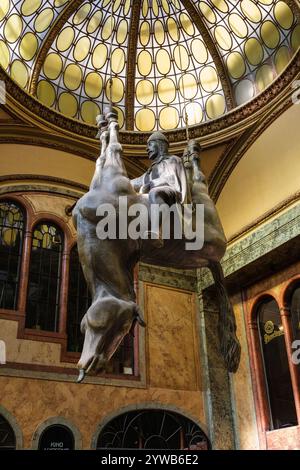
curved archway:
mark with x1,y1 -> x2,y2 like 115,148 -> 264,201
31,416 -> 82,450
93,407 -> 210,450
0,405 -> 23,449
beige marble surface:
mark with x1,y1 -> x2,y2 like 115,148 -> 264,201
145,284 -> 201,392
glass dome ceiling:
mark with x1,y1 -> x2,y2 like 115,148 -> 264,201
0,0 -> 299,132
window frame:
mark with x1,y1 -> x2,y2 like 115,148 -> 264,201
0,194 -> 140,380
245,275 -> 300,438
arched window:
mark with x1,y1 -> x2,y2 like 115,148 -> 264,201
25,222 -> 63,332
257,298 -> 297,429
290,285 -> 300,344
67,245 -> 91,352
0,415 -> 16,450
38,425 -> 74,450
96,410 -> 209,450
67,245 -> 134,375
0,200 -> 24,310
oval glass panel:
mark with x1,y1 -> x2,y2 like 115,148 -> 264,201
64,64 -> 83,91
274,1 -> 293,30
137,50 -> 152,76
92,44 -> 108,69
291,24 -> 300,52
43,53 -> 63,80
10,60 -> 28,88
154,20 -> 165,45
87,10 -> 102,34
157,78 -> 176,104
200,66 -> 219,92
81,100 -> 100,124
136,80 -> 154,105
162,0 -> 169,14
19,32 -> 38,61
211,0 -> 228,13
199,2 -> 216,24
214,26 -> 232,51
124,0 -> 131,16
234,79 -> 255,105
241,0 -> 262,23
113,0 -> 122,13
244,38 -> 263,65
73,3 -> 91,25
34,8 -> 54,33
85,72 -> 103,98
156,49 -> 171,75
4,14 -> 23,43
152,0 -> 159,16
21,0 -> 42,16
111,48 -> 125,74
227,52 -> 246,79
167,18 -> 179,42
102,16 -> 115,41
114,107 -> 124,128
0,0 -> 10,22
275,46 -> 290,74
135,108 -> 156,132
206,94 -> 226,119
37,80 -> 56,107
74,36 -> 91,62
256,64 -> 274,92
261,21 -> 280,49
228,13 -> 248,38
117,19 -> 128,45
191,39 -> 208,64
140,21 -> 150,46
183,102 -> 203,125
0,40 -> 10,69
159,107 -> 179,130
56,27 -> 74,52
179,74 -> 198,99
106,77 -> 124,103
58,92 -> 78,117
174,45 -> 189,70
180,13 -> 195,35
142,0 -> 148,17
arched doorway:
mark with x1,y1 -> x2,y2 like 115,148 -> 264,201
96,410 -> 209,450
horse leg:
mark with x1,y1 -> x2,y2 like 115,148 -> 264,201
208,260 -> 241,373
89,129 -> 109,190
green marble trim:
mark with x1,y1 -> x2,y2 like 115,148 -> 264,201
200,202 -> 300,289
139,263 -> 196,291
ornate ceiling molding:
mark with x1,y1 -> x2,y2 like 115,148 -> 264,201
180,0 -> 235,110
1,48 -> 299,152
125,0 -> 142,130
28,0 -> 84,95
209,82 -> 299,202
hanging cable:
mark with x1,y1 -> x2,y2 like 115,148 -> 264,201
178,42 -> 190,143
108,0 -> 114,105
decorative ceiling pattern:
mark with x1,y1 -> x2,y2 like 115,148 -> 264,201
0,0 -> 299,132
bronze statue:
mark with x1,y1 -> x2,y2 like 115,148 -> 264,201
72,107 -> 241,382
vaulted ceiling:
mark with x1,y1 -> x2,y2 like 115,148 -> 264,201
0,0 -> 299,132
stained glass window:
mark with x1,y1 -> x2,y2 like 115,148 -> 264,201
0,0 -> 299,130
0,200 -> 24,310
25,222 -> 63,332
67,245 -> 91,352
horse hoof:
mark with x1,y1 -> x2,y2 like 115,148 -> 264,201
77,369 -> 85,383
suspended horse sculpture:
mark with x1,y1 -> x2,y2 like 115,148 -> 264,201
73,107 -> 241,383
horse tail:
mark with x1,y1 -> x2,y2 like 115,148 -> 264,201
208,261 -> 241,373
